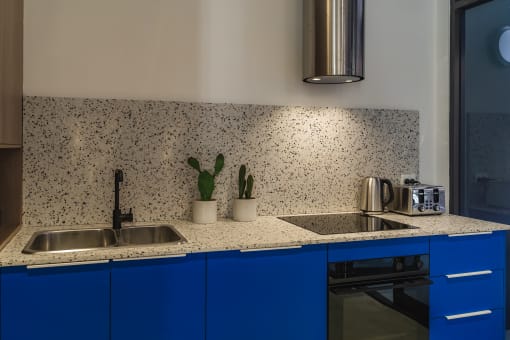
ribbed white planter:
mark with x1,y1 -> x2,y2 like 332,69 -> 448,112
233,198 -> 257,222
192,200 -> 217,224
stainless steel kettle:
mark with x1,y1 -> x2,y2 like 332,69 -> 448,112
359,177 -> 394,214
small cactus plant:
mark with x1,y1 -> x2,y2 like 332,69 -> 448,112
188,154 -> 224,201
238,165 -> 254,199
246,174 -> 254,199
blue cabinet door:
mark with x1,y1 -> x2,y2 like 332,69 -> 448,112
430,231 -> 505,276
206,245 -> 327,340
430,309 -> 505,340
328,237 -> 429,262
111,254 -> 206,340
429,231 -> 507,340
0,262 -> 110,340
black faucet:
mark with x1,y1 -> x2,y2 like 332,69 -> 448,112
113,169 -> 133,229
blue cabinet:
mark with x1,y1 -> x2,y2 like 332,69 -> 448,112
0,261 -> 110,340
328,237 -> 429,262
429,231 -> 506,340
430,309 -> 505,340
0,230 -> 506,340
430,231 -> 505,276
110,254 -> 206,340
206,245 -> 327,340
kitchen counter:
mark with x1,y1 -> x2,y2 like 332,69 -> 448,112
1,213 -> 509,267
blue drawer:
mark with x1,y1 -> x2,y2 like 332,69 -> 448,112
328,237 -> 429,262
430,270 -> 504,318
430,231 -> 505,276
430,308 -> 504,340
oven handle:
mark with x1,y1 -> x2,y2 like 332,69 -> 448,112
329,277 -> 433,295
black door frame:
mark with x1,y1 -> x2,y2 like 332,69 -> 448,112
450,0 -> 493,214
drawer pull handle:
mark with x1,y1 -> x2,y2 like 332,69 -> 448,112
27,259 -> 110,269
445,310 -> 492,320
112,254 -> 187,262
445,270 -> 493,279
448,232 -> 492,237
240,245 -> 302,253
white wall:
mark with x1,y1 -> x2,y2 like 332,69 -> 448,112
23,0 -> 450,189
431,0 -> 450,200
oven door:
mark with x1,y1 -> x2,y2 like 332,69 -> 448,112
328,277 -> 431,340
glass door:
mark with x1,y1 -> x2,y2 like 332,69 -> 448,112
451,0 -> 510,333
457,0 -> 510,223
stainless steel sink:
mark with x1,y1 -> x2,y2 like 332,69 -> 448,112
22,228 -> 117,254
22,225 -> 186,254
118,225 -> 185,245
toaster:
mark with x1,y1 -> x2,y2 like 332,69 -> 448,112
390,184 -> 445,216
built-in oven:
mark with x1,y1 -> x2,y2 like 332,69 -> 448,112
328,254 -> 431,340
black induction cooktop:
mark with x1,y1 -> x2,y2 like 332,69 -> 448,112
278,213 -> 418,235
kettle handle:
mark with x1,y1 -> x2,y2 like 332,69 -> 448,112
381,179 -> 394,207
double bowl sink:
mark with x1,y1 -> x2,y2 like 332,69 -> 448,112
22,225 -> 186,254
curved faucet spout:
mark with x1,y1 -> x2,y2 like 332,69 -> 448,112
113,169 -> 133,229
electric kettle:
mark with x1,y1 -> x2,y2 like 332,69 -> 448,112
359,177 -> 394,214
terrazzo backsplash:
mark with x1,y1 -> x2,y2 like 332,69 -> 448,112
23,96 -> 419,226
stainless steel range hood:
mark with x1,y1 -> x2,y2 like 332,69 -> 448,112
303,0 -> 364,84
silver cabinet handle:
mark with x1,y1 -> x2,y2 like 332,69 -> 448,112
27,259 -> 110,269
448,231 -> 492,237
112,254 -> 187,262
445,310 -> 492,320
240,245 -> 302,253
445,270 -> 493,279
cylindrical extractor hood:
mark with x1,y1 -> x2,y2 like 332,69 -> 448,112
303,0 -> 365,84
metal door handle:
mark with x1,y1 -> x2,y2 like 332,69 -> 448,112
448,232 -> 492,237
445,270 -> 492,279
112,254 -> 187,262
445,310 -> 492,320
240,245 -> 302,253
27,259 -> 110,269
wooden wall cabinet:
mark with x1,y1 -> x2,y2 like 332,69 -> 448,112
0,0 -> 23,147
0,0 -> 23,245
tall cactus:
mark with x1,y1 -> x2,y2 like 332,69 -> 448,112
188,154 -> 224,201
245,175 -> 254,199
238,165 -> 255,199
238,165 -> 247,199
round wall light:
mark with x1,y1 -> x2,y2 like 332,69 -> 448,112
497,26 -> 510,65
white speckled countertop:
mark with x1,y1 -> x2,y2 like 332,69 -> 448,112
1,213 -> 509,267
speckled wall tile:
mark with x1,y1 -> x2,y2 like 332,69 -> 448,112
23,96 -> 419,226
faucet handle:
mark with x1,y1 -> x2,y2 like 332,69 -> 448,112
122,208 -> 134,222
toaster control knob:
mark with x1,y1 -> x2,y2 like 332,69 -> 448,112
418,205 -> 425,212
433,205 -> 441,211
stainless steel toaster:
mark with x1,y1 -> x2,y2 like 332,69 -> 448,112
390,184 -> 445,216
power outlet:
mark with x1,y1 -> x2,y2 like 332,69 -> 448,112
400,174 -> 417,185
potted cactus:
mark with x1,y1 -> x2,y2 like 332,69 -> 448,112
233,165 -> 257,222
187,154 -> 224,224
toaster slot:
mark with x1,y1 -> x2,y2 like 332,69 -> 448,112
402,190 -> 409,209
418,189 -> 425,204
433,188 -> 440,203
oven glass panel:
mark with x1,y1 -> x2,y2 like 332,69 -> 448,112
329,283 -> 429,340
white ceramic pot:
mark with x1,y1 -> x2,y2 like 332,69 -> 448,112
233,198 -> 257,222
192,200 -> 217,224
